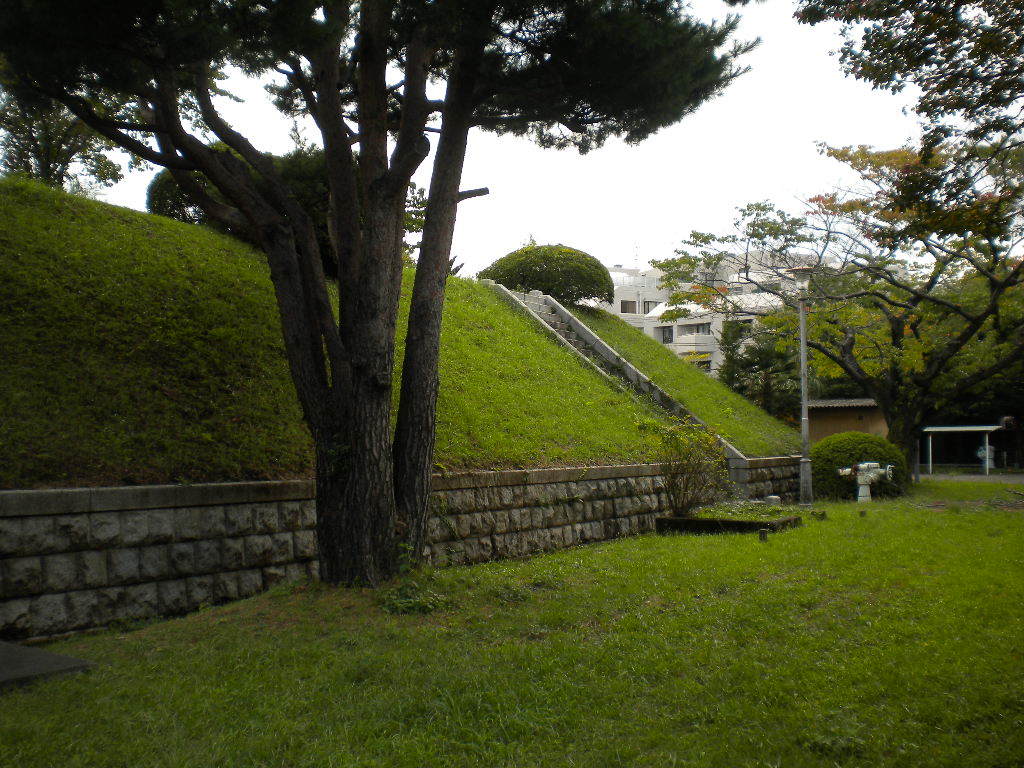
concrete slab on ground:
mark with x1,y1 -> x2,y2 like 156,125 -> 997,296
0,641 -> 93,691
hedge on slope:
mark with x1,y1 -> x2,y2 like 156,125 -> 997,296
479,244 -> 613,306
811,431 -> 908,500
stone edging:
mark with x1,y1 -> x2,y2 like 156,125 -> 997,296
0,480 -> 315,518
0,466 -> 674,518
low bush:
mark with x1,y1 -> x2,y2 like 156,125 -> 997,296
478,243 -> 613,306
811,431 -> 908,500
643,420 -> 731,517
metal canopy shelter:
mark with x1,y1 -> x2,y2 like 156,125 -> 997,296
922,425 -> 1003,475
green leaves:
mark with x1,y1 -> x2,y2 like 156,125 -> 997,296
478,243 -> 614,306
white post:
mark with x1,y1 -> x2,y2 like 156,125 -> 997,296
984,433 -> 990,475
928,434 -> 933,475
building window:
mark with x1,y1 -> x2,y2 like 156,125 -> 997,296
643,300 -> 659,314
657,326 -> 674,344
620,300 -> 638,314
679,322 -> 712,336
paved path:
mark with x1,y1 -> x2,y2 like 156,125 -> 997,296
0,641 -> 93,691
927,474 -> 1024,484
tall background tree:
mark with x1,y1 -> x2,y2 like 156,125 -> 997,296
654,145 -> 1024,468
0,0 -> 754,584
0,81 -> 122,192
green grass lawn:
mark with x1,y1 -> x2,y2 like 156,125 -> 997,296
572,307 -> 802,458
4,479 -> 1022,767
0,178 -> 664,488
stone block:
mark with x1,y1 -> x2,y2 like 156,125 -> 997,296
158,580 -> 189,614
43,553 -> 78,592
262,565 -> 289,587
477,536 -> 494,562
442,541 -> 467,566
221,537 -> 246,570
0,598 -> 31,638
279,500 -> 305,529
236,569 -> 264,597
186,575 -> 215,606
499,485 -> 522,509
4,556 -> 43,597
293,530 -> 317,560
53,514 -> 90,550
530,508 -> 546,529
198,506 -> 226,538
65,590 -> 100,630
244,535 -> 275,567
193,540 -> 222,573
79,550 -> 108,588
298,499 -> 316,528
224,505 -> 253,536
492,509 -> 510,535
453,514 -> 472,539
0,518 -> 22,557
124,583 -> 159,620
119,511 -> 149,546
521,485 -> 546,508
139,545 -> 171,581
146,509 -> 176,543
269,533 -> 293,563
169,542 -> 195,575
20,517 -> 55,554
108,548 -> 140,584
305,560 -> 320,581
253,504 -> 279,534
29,593 -> 68,636
214,572 -> 240,602
284,563 -> 306,582
89,513 -> 120,547
572,501 -> 588,523
92,587 -> 124,627
175,508 -> 203,541
425,516 -> 446,544
447,489 -> 478,514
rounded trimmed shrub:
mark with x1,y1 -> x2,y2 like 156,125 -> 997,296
810,431 -> 909,500
478,243 -> 613,306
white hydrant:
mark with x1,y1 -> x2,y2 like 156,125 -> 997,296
838,461 -> 894,502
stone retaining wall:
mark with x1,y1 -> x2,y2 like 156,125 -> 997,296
1,459 -> 799,639
0,481 -> 318,640
731,456 -> 802,500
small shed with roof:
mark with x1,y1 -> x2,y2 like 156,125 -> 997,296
807,398 -> 888,443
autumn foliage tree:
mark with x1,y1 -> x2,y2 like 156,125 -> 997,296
654,146 -> 1024,468
0,1 -> 754,584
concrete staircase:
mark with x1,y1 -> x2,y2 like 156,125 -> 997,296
511,290 -> 620,377
481,280 -> 803,499
482,281 -> 745,462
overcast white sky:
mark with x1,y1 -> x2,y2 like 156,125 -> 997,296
100,0 -> 921,275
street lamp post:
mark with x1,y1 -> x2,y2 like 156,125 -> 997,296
788,267 -> 814,507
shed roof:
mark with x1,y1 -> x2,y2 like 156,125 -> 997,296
807,398 -> 878,409
922,425 -> 1003,434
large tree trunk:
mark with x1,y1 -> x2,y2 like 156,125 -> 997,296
393,49 -> 482,562
317,188 -> 407,585
315,375 -> 399,586
885,408 -> 922,482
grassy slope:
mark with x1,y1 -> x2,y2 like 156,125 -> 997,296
0,178 -> 311,488
3,480 -> 1023,767
573,307 -> 801,457
0,178 -> 661,488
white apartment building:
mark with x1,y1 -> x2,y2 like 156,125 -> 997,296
604,264 -> 784,373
